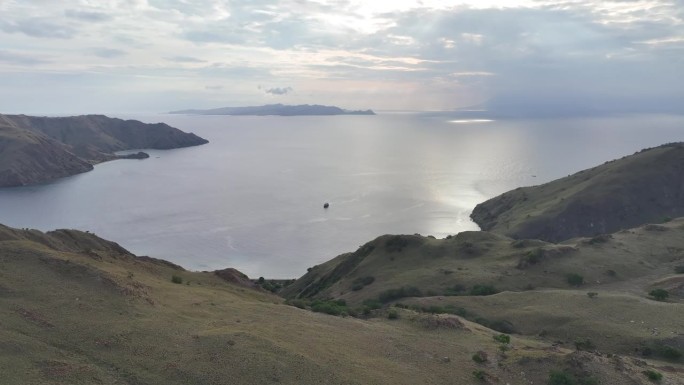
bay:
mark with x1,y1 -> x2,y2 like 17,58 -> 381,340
1,112 -> 683,277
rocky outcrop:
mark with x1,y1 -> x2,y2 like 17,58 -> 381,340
0,114 -> 208,187
471,143 -> 684,242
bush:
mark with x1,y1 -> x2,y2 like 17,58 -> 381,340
574,338 -> 595,351
310,299 -> 348,316
473,370 -> 486,381
566,273 -> 584,287
444,284 -> 466,296
385,235 -> 409,252
378,286 -> 422,303
387,309 -> 399,319
171,275 -> 183,284
649,289 -> 669,301
489,320 -> 516,334
362,299 -> 382,310
548,370 -> 576,385
658,345 -> 682,361
675,265 -> 684,274
472,351 -> 487,363
493,334 -> 511,344
469,285 -> 499,296
286,299 -> 308,309
352,276 -> 375,291
586,292 -> 598,299
643,370 -> 662,381
526,248 -> 544,264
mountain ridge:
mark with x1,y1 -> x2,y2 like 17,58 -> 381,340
0,114 -> 208,187
169,103 -> 375,116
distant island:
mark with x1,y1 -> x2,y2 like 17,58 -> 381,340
169,104 -> 375,116
0,114 -> 208,187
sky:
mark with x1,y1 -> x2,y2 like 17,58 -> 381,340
0,0 -> 682,115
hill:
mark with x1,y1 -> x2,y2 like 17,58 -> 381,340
2,223 -> 676,385
470,143 -> 684,242
282,219 -> 684,369
169,103 -> 375,116
0,114 -> 208,187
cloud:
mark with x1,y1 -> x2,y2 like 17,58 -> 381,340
0,1 -> 682,113
263,86 -> 293,95
0,50 -> 50,66
0,18 -> 76,39
90,48 -> 127,58
166,56 -> 207,63
64,9 -> 113,22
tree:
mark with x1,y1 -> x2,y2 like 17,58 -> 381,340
649,289 -> 669,301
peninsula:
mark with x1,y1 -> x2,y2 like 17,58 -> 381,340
0,114 -> 208,187
169,103 -> 375,116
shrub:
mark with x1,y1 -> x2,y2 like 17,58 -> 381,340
574,338 -> 595,351
566,273 -> 584,287
586,292 -> 598,299
526,248 -> 543,264
286,299 -> 308,309
171,275 -> 183,284
588,234 -> 611,244
649,289 -> 669,301
385,235 -> 409,252
489,320 -> 516,334
493,334 -> 511,344
362,299 -> 382,310
387,309 -> 399,320
352,276 -> 375,291
469,285 -> 499,296
643,370 -> 662,381
444,284 -> 466,296
675,265 -> 684,274
548,370 -> 576,385
424,305 -> 447,314
378,286 -> 422,303
658,345 -> 682,361
473,370 -> 486,381
472,351 -> 487,363
310,300 -> 347,316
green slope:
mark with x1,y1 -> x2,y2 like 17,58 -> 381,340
471,143 -> 684,242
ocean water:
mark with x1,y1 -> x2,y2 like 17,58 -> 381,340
1,112 -> 683,278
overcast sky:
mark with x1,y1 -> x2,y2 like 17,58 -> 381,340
0,0 -> 682,114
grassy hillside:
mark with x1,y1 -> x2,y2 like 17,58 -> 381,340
470,143 -> 684,242
282,219 -> 684,372
2,224 -> 677,384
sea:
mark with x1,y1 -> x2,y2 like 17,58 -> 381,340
1,112 -> 683,278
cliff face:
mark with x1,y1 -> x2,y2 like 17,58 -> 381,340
0,114 -> 208,187
470,143 -> 684,242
